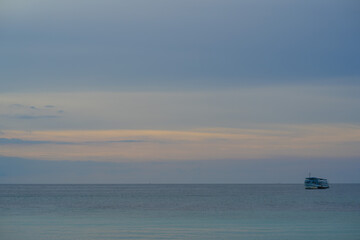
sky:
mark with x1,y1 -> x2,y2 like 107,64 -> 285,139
0,0 -> 359,183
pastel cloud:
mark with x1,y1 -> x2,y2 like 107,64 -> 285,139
1,124 -> 359,162
0,88 -> 359,163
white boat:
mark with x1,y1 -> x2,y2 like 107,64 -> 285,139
304,176 -> 329,189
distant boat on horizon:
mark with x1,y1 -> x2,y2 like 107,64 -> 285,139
304,174 -> 329,189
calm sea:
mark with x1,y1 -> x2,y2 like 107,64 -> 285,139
0,184 -> 359,240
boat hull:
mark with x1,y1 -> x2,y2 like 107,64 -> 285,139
305,186 -> 329,189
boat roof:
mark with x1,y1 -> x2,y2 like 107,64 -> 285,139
305,177 -> 327,180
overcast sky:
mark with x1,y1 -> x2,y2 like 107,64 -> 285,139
0,0 -> 359,183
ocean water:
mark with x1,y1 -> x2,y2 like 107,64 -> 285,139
0,184 -> 359,240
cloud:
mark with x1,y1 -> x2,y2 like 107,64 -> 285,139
0,138 -> 68,145
0,138 -> 145,145
9,104 -> 26,108
1,86 -> 360,131
0,103 -> 64,121
88,140 -> 145,144
11,114 -> 60,120
0,125 -> 359,162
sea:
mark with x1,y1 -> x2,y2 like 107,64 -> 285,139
0,184 -> 359,240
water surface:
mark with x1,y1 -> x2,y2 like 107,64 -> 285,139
1,184 -> 359,239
